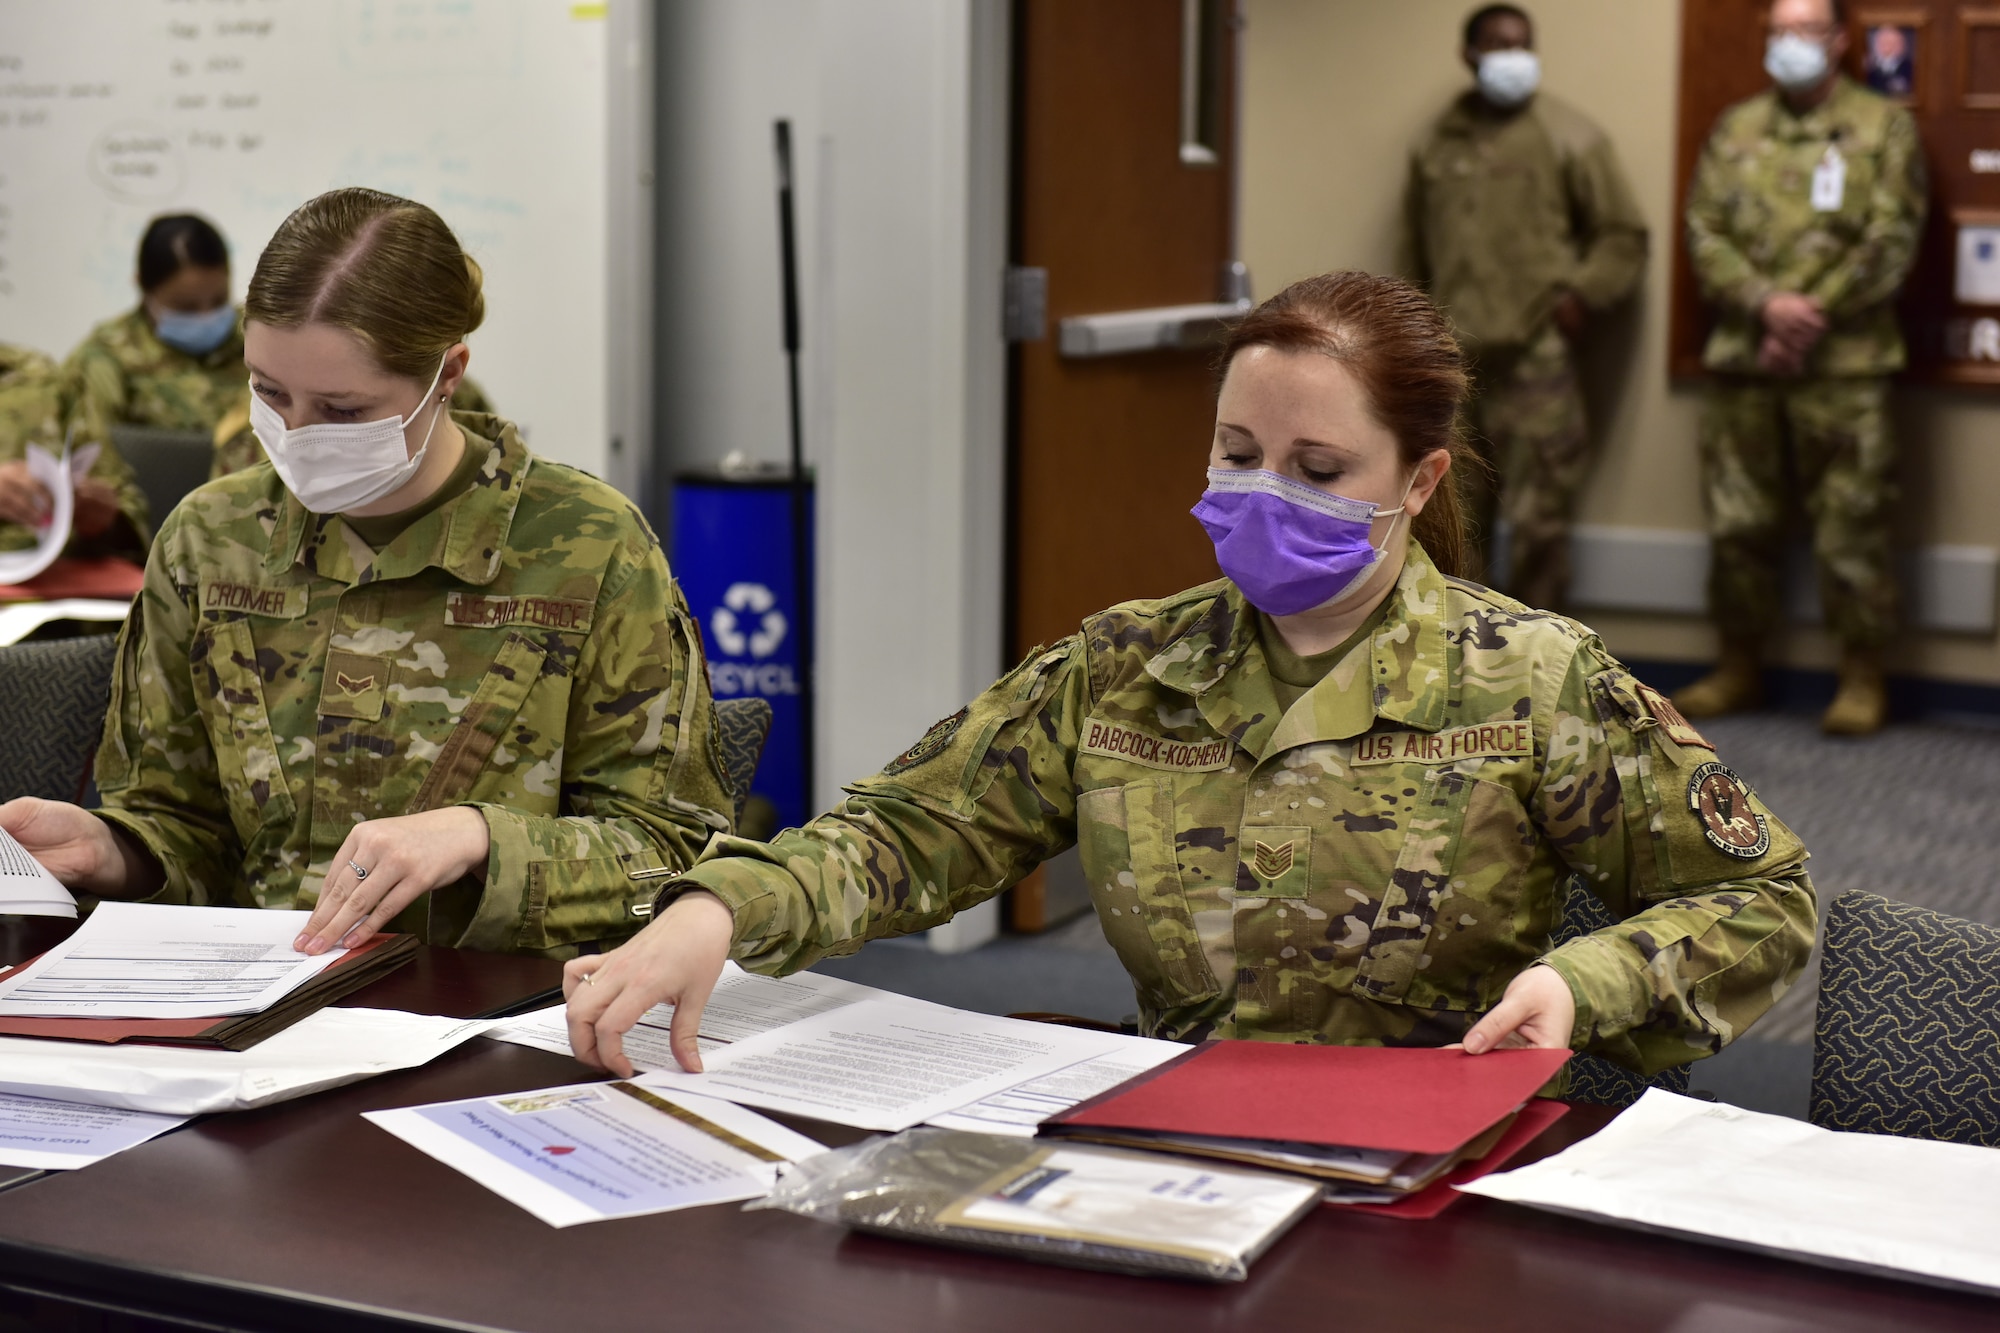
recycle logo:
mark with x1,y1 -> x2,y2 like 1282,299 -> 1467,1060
711,582 -> 788,658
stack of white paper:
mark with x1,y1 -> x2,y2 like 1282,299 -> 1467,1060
494,963 -> 1187,1136
0,902 -> 345,1018
638,996 -> 1167,1133
0,1007 -> 494,1115
0,825 -> 76,918
1460,1089 -> 2000,1295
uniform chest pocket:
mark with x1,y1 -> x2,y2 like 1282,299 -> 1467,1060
197,619 -> 300,839
1351,766 -> 1478,1004
319,649 -> 390,720
407,632 -> 554,812
1076,782 -> 1220,1009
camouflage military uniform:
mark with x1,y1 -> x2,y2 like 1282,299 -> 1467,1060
667,546 -> 1815,1076
208,376 -> 497,481
0,343 -> 150,557
1404,92 -> 1648,608
1685,77 -> 1925,649
93,413 -> 735,956
65,306 -> 246,442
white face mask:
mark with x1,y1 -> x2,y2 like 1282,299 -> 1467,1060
250,356 -> 449,514
1477,48 -> 1541,108
1765,33 -> 1830,92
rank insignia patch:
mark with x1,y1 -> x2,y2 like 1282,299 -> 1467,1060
1637,682 -> 1714,751
884,707 -> 969,775
1686,761 -> 1770,859
1253,840 -> 1295,881
334,671 -> 376,694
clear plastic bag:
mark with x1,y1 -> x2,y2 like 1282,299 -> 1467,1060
747,1128 -> 1321,1282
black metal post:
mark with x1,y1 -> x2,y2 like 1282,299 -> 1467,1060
773,120 -> 813,814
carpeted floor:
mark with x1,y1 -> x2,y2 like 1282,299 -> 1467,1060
813,714 -> 2000,1120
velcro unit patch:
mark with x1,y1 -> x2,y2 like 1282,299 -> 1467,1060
1078,720 -> 1233,773
1636,682 -> 1714,750
446,592 -> 594,633
201,580 -> 305,618
1352,720 -> 1533,765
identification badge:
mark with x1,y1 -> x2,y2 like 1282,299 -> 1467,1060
1810,147 -> 1846,212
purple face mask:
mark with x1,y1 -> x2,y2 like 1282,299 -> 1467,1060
1191,467 -> 1411,616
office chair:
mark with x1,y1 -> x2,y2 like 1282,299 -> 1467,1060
108,425 -> 214,526
1811,889 -> 2000,1146
1553,873 -> 1695,1108
713,697 -> 773,826
0,633 -> 118,803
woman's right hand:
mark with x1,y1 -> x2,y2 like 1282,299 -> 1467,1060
0,461 -> 53,527
0,798 -> 130,895
563,890 -> 734,1078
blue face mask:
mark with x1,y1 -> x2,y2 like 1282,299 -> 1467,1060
151,303 -> 237,357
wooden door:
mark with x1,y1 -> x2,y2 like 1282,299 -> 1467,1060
1007,0 -> 1236,660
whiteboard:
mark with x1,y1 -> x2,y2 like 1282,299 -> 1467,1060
0,0 -> 611,476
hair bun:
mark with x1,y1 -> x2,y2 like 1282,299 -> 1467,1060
461,253 -> 486,337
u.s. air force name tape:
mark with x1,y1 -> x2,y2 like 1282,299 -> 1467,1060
1078,721 -> 1233,773
1352,720 -> 1533,765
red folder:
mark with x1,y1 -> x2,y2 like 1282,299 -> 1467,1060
1046,1041 -> 1572,1156
0,556 -> 146,602
1337,1098 -> 1569,1220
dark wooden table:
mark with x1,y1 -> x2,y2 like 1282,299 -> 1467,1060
0,928 -> 1993,1332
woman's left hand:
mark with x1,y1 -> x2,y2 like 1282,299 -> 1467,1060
294,807 -> 490,954
1459,964 -> 1577,1055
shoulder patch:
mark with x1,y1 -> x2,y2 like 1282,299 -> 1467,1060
1636,682 -> 1714,751
1687,761 -> 1770,860
883,707 -> 968,775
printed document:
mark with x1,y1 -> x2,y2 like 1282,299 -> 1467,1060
0,824 -> 77,918
488,961 -> 886,1065
638,998 -> 1134,1132
0,1007 -> 493,1115
0,443 -> 83,586
929,1039 -> 1187,1137
366,1082 -> 826,1227
0,902 -> 345,1018
0,1090 -> 188,1170
1460,1089 -> 2000,1295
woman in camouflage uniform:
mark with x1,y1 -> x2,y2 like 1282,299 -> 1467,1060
0,189 -> 734,958
565,271 -> 1816,1080
66,214 -> 246,449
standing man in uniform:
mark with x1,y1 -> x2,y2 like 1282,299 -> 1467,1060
1675,0 -> 1925,736
1403,3 -> 1648,610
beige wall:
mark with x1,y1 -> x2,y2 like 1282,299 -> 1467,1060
1241,0 -> 2000,685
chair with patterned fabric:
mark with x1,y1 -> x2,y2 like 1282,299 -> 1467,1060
1811,890 -> 2000,1146
1552,873 -> 1695,1108
0,633 -> 119,804
712,697 -> 773,827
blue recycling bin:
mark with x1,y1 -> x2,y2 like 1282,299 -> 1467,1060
670,470 -> 814,830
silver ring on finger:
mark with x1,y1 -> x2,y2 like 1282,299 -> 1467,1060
348,860 -> 369,881
582,969 -> 597,986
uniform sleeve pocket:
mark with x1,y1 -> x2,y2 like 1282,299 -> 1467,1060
1076,783 -> 1218,1010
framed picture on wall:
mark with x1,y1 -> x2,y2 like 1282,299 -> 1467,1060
1858,8 -> 1928,108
